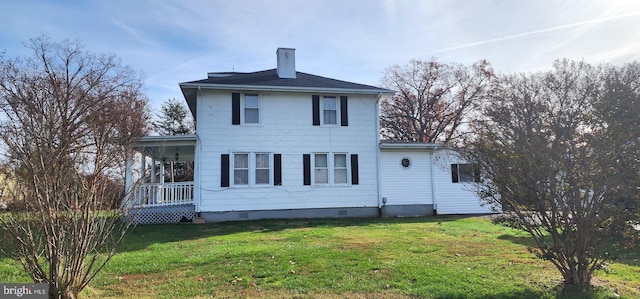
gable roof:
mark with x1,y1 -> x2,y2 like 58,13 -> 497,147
180,69 -> 395,118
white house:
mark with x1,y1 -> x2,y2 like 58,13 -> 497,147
125,48 -> 496,224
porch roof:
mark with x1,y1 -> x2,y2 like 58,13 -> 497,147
134,135 -> 197,161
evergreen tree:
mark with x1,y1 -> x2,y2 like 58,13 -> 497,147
154,98 -> 194,135
154,99 -> 195,182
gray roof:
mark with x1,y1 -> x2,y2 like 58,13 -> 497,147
182,69 -> 393,92
180,69 -> 395,118
379,140 -> 445,150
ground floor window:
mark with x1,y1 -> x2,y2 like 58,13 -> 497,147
234,153 -> 249,185
451,163 -> 480,183
304,152 -> 358,186
222,152 -> 281,187
314,153 -> 329,184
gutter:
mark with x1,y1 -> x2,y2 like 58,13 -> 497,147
180,82 -> 396,96
379,143 -> 442,150
135,134 -> 198,146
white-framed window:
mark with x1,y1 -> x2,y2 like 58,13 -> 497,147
243,93 -> 260,124
322,96 -> 337,125
234,153 -> 249,185
255,153 -> 270,185
312,153 -> 349,185
314,153 -> 329,184
334,154 -> 347,184
232,152 -> 272,186
451,163 -> 480,183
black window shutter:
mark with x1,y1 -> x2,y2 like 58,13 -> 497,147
451,164 -> 459,183
303,154 -> 311,185
221,154 -> 230,187
350,154 -> 359,185
340,96 -> 348,126
312,95 -> 320,126
232,93 -> 240,125
274,154 -> 282,186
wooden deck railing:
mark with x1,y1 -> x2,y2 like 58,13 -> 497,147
131,182 -> 194,207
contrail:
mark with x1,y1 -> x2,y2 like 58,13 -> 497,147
427,11 -> 640,54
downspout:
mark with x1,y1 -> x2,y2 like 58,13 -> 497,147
430,145 -> 438,215
194,134 -> 202,216
194,86 -> 202,216
375,93 -> 384,217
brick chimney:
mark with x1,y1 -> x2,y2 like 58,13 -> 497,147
276,48 -> 296,79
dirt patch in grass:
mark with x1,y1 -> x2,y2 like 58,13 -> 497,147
192,289 -> 414,299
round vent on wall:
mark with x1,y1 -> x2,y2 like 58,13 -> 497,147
401,157 -> 411,168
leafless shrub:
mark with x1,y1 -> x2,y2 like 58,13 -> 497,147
0,36 -> 150,299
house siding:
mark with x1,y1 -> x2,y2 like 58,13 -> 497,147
379,150 -> 434,213
195,90 -> 379,213
432,150 -> 496,214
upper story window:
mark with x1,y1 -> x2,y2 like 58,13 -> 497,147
312,95 -> 348,126
244,94 -> 259,124
231,92 -> 260,125
451,163 -> 480,183
322,97 -> 337,125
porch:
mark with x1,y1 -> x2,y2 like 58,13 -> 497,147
124,135 -> 198,224
131,181 -> 194,207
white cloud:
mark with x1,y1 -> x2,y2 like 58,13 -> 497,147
1,0 -> 640,108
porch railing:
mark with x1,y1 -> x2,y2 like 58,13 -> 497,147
131,182 -> 194,207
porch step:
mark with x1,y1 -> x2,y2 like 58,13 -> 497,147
192,217 -> 206,224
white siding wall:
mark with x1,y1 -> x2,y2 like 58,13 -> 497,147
432,150 -> 494,214
196,90 -> 379,212
379,150 -> 433,206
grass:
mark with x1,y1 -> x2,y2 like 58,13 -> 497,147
1,216 -> 638,298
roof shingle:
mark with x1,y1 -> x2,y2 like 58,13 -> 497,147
181,69 -> 393,93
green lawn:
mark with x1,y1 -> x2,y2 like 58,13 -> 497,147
1,216 -> 638,298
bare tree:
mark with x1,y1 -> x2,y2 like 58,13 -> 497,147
0,36 -> 150,299
462,60 -> 639,287
380,58 -> 493,144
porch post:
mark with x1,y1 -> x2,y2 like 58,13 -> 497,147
151,158 -> 156,184
140,153 -> 146,183
124,153 -> 133,207
159,160 -> 165,183
125,155 -> 133,191
158,160 -> 165,204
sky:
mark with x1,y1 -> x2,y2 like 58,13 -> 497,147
1,0 -> 640,110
